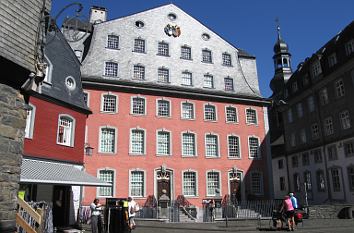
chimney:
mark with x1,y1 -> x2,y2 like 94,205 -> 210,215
89,6 -> 107,24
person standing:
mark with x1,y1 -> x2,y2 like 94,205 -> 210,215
289,192 -> 298,209
90,198 -> 102,233
128,197 -> 139,230
280,195 -> 295,231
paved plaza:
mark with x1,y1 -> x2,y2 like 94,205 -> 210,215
78,218 -> 354,233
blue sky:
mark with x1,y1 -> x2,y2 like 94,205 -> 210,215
51,0 -> 354,97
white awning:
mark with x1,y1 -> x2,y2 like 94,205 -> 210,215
20,158 -> 111,187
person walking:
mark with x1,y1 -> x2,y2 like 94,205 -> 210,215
128,196 -> 139,230
90,198 -> 102,233
280,195 -> 295,231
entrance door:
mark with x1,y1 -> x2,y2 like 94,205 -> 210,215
52,185 -> 70,227
229,172 -> 241,204
157,170 -> 171,200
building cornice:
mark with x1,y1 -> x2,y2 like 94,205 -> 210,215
82,76 -> 271,106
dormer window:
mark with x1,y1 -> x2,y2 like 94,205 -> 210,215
327,53 -> 337,68
311,60 -> 322,78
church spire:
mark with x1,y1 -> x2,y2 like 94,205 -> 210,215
270,19 -> 293,94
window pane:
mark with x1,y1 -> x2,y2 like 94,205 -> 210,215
100,128 -> 115,153
207,172 -> 220,196
158,68 -> 169,83
134,39 -> 145,53
102,95 -> 117,112
204,105 -> 216,121
107,35 -> 119,49
222,53 -> 232,66
131,130 -> 144,154
226,107 -> 237,122
133,65 -> 145,80
228,136 -> 240,158
203,75 -> 214,88
182,133 -> 195,156
157,100 -> 170,117
99,170 -> 114,196
224,77 -> 234,91
131,171 -> 144,197
157,131 -> 170,155
249,137 -> 260,158
181,46 -> 191,60
132,97 -> 145,115
58,116 -> 73,146
182,103 -> 194,119
104,62 -> 118,77
205,135 -> 218,157
183,172 -> 196,196
251,172 -> 262,194
202,49 -> 212,63
158,42 -> 169,56
246,109 -> 257,124
182,72 -> 192,86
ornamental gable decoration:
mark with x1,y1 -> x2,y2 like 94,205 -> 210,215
164,24 -> 181,37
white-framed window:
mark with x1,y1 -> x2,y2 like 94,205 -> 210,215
183,170 -> 197,196
248,136 -> 260,159
319,88 -> 329,105
311,60 -> 322,78
131,96 -> 146,115
296,103 -> 303,118
340,110 -> 351,129
181,102 -> 195,120
83,92 -> 89,107
347,166 -> 354,191
206,170 -> 220,196
304,171 -> 312,191
335,79 -> 345,97
107,35 -> 119,49
133,65 -> 145,80
327,53 -> 337,67
307,96 -> 315,112
226,106 -> 238,123
98,169 -> 114,197
345,39 -> 354,56
101,94 -> 117,113
250,171 -> 263,195
228,135 -> 240,158
246,108 -> 258,124
25,104 -> 36,139
99,127 -> 116,153
134,38 -> 145,53
157,99 -> 170,117
182,132 -> 196,156
181,71 -> 192,86
130,170 -> 145,197
311,123 -> 320,140
202,49 -> 212,63
205,134 -> 219,158
203,74 -> 214,89
344,140 -> 354,157
130,128 -> 145,155
327,145 -> 338,161
222,52 -> 232,66
181,45 -> 192,60
316,170 -> 326,192
156,130 -> 171,155
57,115 -> 75,146
104,62 -> 118,77
224,77 -> 234,91
204,104 -> 216,121
331,168 -> 341,192
324,117 -> 334,136
300,128 -> 307,143
158,41 -> 169,56
158,67 -> 170,83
